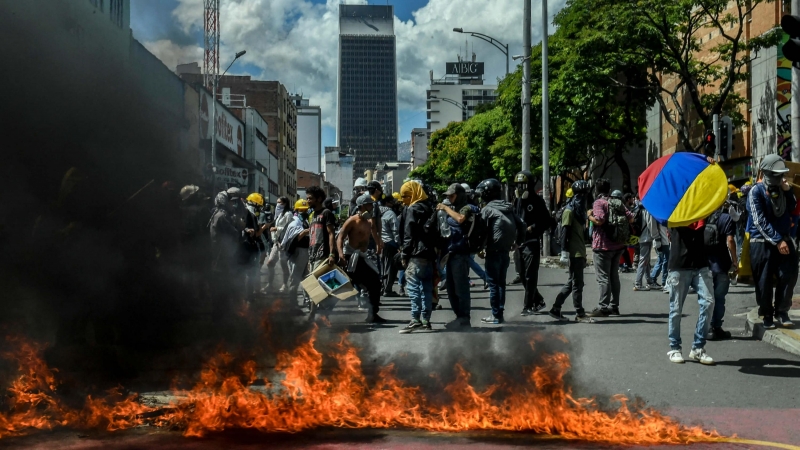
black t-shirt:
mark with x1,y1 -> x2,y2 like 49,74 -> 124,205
668,225 -> 709,271
708,212 -> 735,274
309,209 -> 336,262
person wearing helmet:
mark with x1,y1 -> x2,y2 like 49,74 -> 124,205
379,194 -> 401,297
208,190 -> 242,321
549,180 -> 591,322
264,197 -> 293,293
513,170 -> 555,316
281,198 -> 311,312
349,177 -> 369,216
587,179 -> 634,317
238,193 -> 268,300
475,178 -> 526,324
746,154 -> 798,329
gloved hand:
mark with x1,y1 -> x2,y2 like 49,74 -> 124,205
560,251 -> 569,265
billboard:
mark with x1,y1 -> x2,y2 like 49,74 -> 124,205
215,166 -> 249,187
446,62 -> 484,76
199,91 -> 245,157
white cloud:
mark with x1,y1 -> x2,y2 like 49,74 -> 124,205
143,0 -> 565,131
141,39 -> 203,72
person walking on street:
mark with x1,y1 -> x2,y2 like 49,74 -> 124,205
549,180 -> 591,322
650,220 -> 670,293
476,179 -> 526,324
666,222 -> 715,365
264,197 -> 293,293
380,195 -> 401,296
706,207 -> 738,340
514,171 -> 555,316
634,204 -> 659,291
746,154 -> 798,329
587,181 -> 634,317
437,183 -> 479,328
281,200 -> 311,311
306,186 -> 338,272
398,181 -> 436,333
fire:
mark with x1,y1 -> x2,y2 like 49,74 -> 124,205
0,332 -> 721,445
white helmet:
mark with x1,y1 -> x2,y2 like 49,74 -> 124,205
354,177 -> 368,188
460,183 -> 472,193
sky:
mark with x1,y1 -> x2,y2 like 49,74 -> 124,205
130,0 -> 564,150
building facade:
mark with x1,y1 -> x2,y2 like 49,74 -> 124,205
293,95 -> 323,174
325,147 -> 355,204
427,58 -> 497,134
410,128 -> 430,169
338,4 -> 398,181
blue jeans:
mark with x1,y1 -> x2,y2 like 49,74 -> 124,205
711,271 -> 730,329
650,246 -> 670,285
468,254 -> 486,281
668,269 -> 714,351
398,270 -> 406,287
446,253 -> 472,319
484,250 -> 511,318
406,258 -> 434,322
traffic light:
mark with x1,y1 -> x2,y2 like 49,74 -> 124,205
782,15 -> 800,63
704,130 -> 716,156
719,116 -> 733,159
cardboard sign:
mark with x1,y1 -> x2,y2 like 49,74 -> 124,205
301,262 -> 358,306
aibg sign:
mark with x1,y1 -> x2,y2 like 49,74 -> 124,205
446,62 -> 484,76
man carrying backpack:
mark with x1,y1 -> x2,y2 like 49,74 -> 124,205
705,207 -> 737,340
475,179 -> 526,324
634,203 -> 660,291
437,183 -> 482,328
513,170 -> 555,316
587,179 -> 634,317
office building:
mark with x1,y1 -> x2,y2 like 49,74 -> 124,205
293,95 -> 323,174
427,56 -> 497,133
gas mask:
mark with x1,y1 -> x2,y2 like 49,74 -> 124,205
360,210 -> 373,220
763,172 -> 784,197
515,186 -> 529,200
245,204 -> 260,217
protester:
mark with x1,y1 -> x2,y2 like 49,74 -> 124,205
208,191 -> 240,321
240,193 -> 268,299
549,180 -> 591,322
462,183 -> 487,288
398,181 -> 436,333
305,186 -> 337,274
513,170 -> 554,316
437,183 -> 479,327
587,181 -> 634,317
264,196 -> 292,294
634,203 -> 659,291
476,178 -> 525,324
281,199 -> 310,311
706,206 -> 737,340
746,155 -> 798,329
666,222 -> 715,365
650,218 -> 670,293
337,194 -> 385,324
379,194 -> 400,296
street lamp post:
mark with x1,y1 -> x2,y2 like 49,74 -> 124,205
429,95 -> 467,111
210,50 -> 246,190
453,28 -> 509,76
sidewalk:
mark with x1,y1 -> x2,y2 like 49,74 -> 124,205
744,295 -> 800,356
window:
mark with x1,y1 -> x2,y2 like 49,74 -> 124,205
110,0 -> 123,27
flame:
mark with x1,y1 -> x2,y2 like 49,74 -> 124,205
0,332 -> 721,445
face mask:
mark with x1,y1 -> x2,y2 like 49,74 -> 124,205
246,204 -> 259,217
515,188 -> 529,200
275,204 -> 285,216
360,211 -> 373,220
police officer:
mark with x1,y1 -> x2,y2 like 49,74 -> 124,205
512,171 -> 555,316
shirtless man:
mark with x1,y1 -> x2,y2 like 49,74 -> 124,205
337,193 -> 386,323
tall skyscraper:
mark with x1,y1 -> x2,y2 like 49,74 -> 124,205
337,4 -> 397,182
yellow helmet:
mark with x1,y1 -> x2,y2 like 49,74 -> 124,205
294,199 -> 309,211
246,193 -> 264,206
565,188 -> 574,198
392,192 -> 401,200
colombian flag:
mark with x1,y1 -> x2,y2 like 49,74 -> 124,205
638,153 -> 728,227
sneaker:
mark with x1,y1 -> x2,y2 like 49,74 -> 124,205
762,317 -> 777,330
775,312 -> 795,328
668,350 -> 684,364
469,280 -> 476,288
532,302 -> 547,314
663,287 -> 670,294
434,303 -> 443,311
438,280 -> 447,289
481,315 -> 503,324
587,308 -> 610,317
688,347 -> 715,365
707,326 -> 731,340
548,308 -> 567,321
575,315 -> 594,323
421,320 -> 432,331
510,274 -> 522,284
609,307 -> 621,316
366,314 -> 388,324
399,287 -> 406,297
633,285 -> 650,291
483,281 -> 488,290
399,320 -> 423,334
357,299 -> 369,311
520,308 -> 534,316
649,282 -> 663,289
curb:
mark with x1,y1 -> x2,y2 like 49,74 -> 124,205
744,307 -> 800,356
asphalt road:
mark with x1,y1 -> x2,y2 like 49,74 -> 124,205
2,263 -> 799,449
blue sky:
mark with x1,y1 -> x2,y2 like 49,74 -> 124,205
131,0 -> 557,151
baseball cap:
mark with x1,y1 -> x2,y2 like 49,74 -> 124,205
356,193 -> 372,207
444,183 -> 465,196
760,154 -> 789,174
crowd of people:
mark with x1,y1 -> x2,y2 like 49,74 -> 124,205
180,154 -> 796,365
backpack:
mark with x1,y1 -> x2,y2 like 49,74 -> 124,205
631,205 -> 644,237
605,198 -> 631,245
424,209 -> 451,254
703,211 -> 721,248
464,205 -> 487,253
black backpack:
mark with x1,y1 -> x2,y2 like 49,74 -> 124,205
631,205 -> 644,237
464,205 -> 487,253
704,211 -> 722,248
423,208 -> 450,254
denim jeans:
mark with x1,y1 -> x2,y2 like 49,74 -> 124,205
650,245 -> 670,285
484,250 -> 511,318
398,270 -> 406,287
711,271 -> 730,329
553,257 -> 585,315
446,253 -> 472,319
406,257 -> 434,322
635,241 -> 653,286
468,254 -> 486,281
286,249 -> 310,307
594,248 -> 624,309
668,269 -> 714,351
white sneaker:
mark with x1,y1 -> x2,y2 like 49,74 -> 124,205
688,348 -> 714,365
667,350 -> 684,364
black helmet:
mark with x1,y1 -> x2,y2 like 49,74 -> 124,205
475,178 -> 503,202
514,170 -> 533,186
571,180 -> 590,195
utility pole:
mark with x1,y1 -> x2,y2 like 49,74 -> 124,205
541,0 -> 551,256
794,0 -> 800,162
521,0 -> 531,173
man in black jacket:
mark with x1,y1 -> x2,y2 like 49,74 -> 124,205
513,171 -> 554,316
398,181 -> 436,333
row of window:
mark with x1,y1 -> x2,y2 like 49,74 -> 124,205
88,0 -> 123,28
